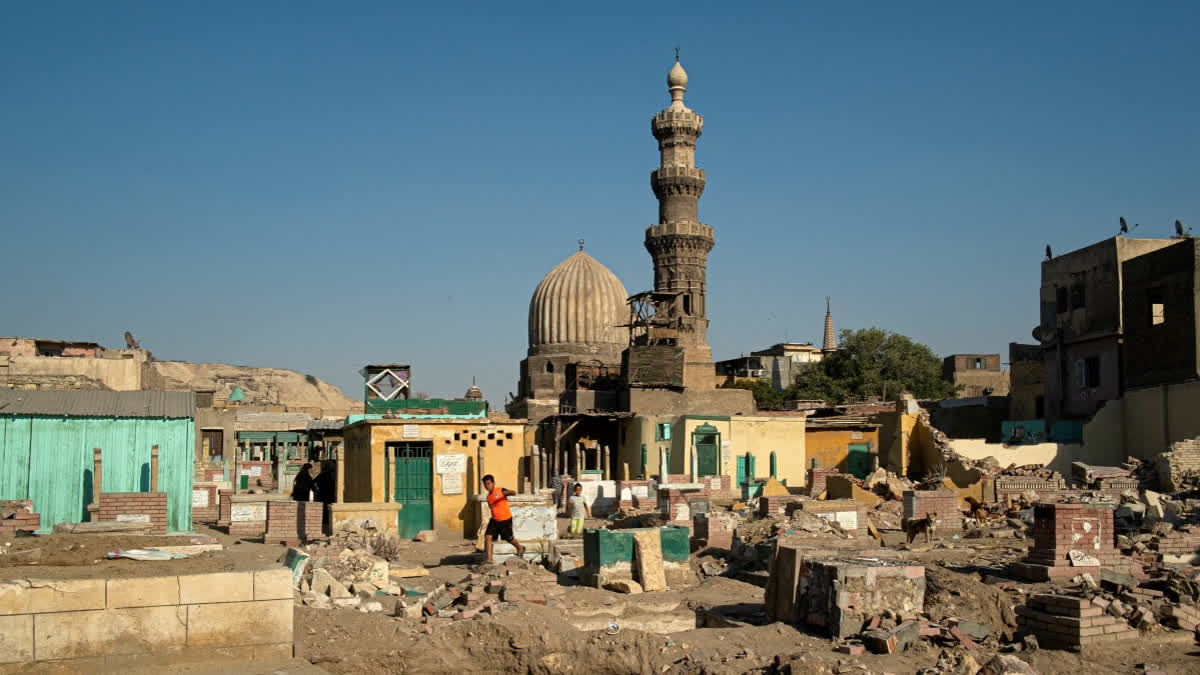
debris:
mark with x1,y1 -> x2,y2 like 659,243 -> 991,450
603,579 -> 643,594
104,549 -> 186,561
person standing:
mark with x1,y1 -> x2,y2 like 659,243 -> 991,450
481,474 -> 525,564
567,483 -> 591,536
291,463 -> 315,501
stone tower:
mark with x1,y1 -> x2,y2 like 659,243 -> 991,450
645,57 -> 715,371
822,296 -> 837,354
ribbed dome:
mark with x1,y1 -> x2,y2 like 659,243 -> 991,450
528,250 -> 629,349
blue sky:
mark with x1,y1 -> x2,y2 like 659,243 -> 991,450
2,2 -> 1197,405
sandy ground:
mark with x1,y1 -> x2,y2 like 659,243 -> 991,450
5,521 -> 1200,673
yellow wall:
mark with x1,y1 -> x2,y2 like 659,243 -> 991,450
341,419 -> 525,536
1079,381 -> 1200,463
615,415 -> 806,486
806,428 -> 880,473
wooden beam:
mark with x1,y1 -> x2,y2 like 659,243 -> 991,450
555,418 -> 581,443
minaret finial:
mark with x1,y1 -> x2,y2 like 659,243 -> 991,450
578,238 -> 585,251
674,46 -> 680,62
826,296 -> 831,314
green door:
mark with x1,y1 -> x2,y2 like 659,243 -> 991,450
693,424 -> 719,477
847,444 -> 870,479
736,455 -> 759,499
390,442 -> 432,539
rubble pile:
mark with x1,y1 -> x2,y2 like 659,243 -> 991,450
735,509 -> 851,548
306,517 -> 408,560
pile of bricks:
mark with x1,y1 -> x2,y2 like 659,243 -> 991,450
691,513 -> 733,550
93,492 -> 167,534
1161,603 -> 1200,631
0,500 -> 40,537
264,501 -> 325,546
1157,436 -> 1200,492
1009,503 -> 1136,581
1015,594 -> 1136,649
787,499 -> 870,538
902,490 -> 963,532
191,483 -> 221,523
1150,527 -> 1200,561
992,476 -> 1067,503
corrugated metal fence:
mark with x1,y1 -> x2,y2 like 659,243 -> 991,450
0,416 -> 194,532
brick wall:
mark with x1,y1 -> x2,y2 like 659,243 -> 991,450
807,468 -> 847,497
1157,437 -> 1200,492
902,490 -> 964,531
615,480 -> 653,510
191,483 -> 221,524
225,498 -> 269,539
1151,527 -> 1200,556
95,492 -> 167,535
237,461 -> 275,491
692,513 -> 733,550
0,500 -> 40,537
217,489 -> 234,528
1009,503 -> 1137,581
759,495 -> 805,518
263,501 -> 324,546
992,476 -> 1067,502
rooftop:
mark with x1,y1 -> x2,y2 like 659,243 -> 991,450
0,390 -> 195,419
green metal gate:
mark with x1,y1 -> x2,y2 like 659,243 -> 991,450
847,443 -> 870,479
390,442 -> 432,538
693,424 -> 719,477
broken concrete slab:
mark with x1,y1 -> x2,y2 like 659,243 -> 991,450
603,579 -> 643,594
632,530 -> 667,592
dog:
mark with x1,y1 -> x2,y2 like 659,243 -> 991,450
963,496 -> 989,521
904,512 -> 937,544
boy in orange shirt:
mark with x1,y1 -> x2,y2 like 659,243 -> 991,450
482,474 -> 525,564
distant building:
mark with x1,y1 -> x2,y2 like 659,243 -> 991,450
1038,236 -> 1176,422
1122,237 -> 1200,388
716,343 -> 825,391
942,354 -> 1009,398
1008,343 -> 1044,420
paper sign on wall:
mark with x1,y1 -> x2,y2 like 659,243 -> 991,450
402,424 -> 420,439
192,490 -> 210,507
249,466 -> 263,476
436,453 -> 466,474
441,472 -> 463,495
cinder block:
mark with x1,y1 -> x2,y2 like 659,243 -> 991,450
106,576 -> 180,608
186,599 -> 292,647
253,568 -> 293,601
0,578 -> 106,615
0,615 -> 33,663
179,572 -> 253,605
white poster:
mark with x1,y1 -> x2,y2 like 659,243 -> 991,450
116,514 -> 150,523
632,485 -> 649,498
441,472 -> 463,495
231,504 -> 267,522
192,490 -> 210,507
402,424 -> 420,439
249,466 -> 263,476
816,511 -> 858,531
436,453 -> 466,474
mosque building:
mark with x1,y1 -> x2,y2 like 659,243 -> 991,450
505,57 -> 811,489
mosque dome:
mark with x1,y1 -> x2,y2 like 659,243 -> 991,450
528,247 -> 629,350
464,378 -> 483,402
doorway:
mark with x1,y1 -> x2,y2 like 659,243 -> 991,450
389,442 -> 433,538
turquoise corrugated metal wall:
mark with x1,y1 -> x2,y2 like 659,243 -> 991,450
0,416 -> 194,533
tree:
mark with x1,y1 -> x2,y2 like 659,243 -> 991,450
783,328 -> 954,404
722,378 -> 784,410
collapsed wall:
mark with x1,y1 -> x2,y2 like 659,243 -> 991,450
1157,437 -> 1200,492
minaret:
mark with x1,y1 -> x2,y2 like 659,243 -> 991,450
822,297 -> 837,354
645,55 -> 715,374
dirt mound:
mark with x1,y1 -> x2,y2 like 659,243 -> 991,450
923,566 -> 1017,640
